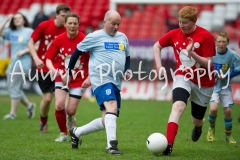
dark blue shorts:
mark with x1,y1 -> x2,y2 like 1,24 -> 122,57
94,82 -> 121,116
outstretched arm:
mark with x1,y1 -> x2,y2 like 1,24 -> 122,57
62,48 -> 86,86
28,38 -> 43,69
0,14 -> 13,37
67,48 -> 85,75
153,42 -> 163,70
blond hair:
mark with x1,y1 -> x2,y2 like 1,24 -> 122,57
215,31 -> 229,42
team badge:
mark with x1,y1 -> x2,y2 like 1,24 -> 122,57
104,42 -> 125,51
179,49 -> 196,67
106,89 -> 111,95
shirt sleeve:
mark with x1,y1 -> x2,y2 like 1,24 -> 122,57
77,32 -> 95,52
3,28 -> 11,40
158,30 -> 174,48
125,36 -> 130,57
201,36 -> 216,57
45,39 -> 59,60
31,22 -> 45,43
233,53 -> 240,72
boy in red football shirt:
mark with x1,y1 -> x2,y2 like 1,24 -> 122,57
28,4 -> 71,132
153,6 -> 216,155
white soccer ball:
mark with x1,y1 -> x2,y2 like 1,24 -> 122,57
146,133 -> 168,154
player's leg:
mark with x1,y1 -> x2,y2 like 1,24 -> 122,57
71,82 -> 122,153
69,115 -> 105,149
18,70 -> 36,118
191,102 -> 207,141
38,73 -> 54,132
190,84 -> 213,142
103,84 -> 122,154
20,96 -> 36,119
220,88 -> 236,143
18,91 -> 36,119
66,87 -> 86,129
4,70 -> 24,119
69,87 -> 105,149
66,97 -> 78,130
207,92 -> 219,142
163,75 -> 190,156
54,82 -> 68,142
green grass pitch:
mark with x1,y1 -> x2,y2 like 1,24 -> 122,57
0,94 -> 240,160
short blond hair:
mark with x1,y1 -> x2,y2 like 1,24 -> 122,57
215,31 -> 229,42
178,6 -> 198,22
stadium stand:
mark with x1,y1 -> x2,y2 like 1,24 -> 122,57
0,1 -> 240,40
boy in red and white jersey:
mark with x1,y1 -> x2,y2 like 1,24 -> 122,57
153,6 -> 216,155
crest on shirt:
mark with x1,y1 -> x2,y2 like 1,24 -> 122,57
104,42 -> 124,51
179,49 -> 196,67
106,89 -> 111,95
119,43 -> 124,51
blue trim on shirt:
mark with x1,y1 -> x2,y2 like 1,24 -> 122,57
217,48 -> 228,55
68,48 -> 84,75
124,56 -> 130,72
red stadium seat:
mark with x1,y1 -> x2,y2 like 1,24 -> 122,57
117,5 -> 126,15
80,15 -> 91,26
127,31 -> 138,39
91,19 -> 100,28
121,17 -> 130,24
138,31 -> 151,39
91,9 -> 104,20
79,25 -> 87,33
145,5 -> 156,13
1,1 -> 238,41
119,21 -> 127,28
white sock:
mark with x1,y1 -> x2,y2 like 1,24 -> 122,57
74,118 -> 104,137
105,113 -> 117,148
27,103 -> 33,110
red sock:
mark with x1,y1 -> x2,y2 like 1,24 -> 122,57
55,109 -> 67,135
40,116 -> 48,124
166,122 -> 178,146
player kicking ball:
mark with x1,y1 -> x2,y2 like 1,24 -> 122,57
66,10 -> 131,154
153,6 -> 216,155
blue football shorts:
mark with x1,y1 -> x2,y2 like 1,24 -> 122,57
94,82 -> 121,116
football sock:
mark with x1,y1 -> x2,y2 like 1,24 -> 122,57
166,122 -> 178,146
224,117 -> 232,137
208,114 -> 216,129
74,117 -> 105,137
67,114 -> 73,121
55,109 -> 67,135
105,113 -> 117,148
40,115 -> 48,124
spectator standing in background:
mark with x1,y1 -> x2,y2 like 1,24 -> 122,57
28,4 -> 71,132
165,5 -> 179,32
32,5 -> 49,29
0,13 -> 35,120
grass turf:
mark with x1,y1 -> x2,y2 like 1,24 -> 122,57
0,94 -> 240,160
